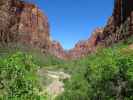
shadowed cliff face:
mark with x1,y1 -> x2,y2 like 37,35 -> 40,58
0,0 -> 18,44
122,0 -> 133,22
0,0 -> 51,51
101,0 -> 133,46
113,0 -> 133,25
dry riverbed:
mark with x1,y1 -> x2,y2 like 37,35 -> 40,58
37,68 -> 70,99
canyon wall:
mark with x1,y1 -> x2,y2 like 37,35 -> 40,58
0,0 -> 133,60
0,0 -> 51,52
99,0 -> 133,46
67,28 -> 103,59
49,41 -> 66,59
66,0 -> 133,59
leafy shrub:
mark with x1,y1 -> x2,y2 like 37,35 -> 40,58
56,46 -> 133,100
0,52 -> 43,100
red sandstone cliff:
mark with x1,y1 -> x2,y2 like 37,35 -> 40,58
17,2 -> 50,50
0,0 -> 51,51
1,0 -> 133,60
49,41 -> 66,59
67,28 -> 103,59
100,0 -> 133,46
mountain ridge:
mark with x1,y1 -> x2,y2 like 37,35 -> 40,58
52,0 -> 133,59
0,0 -> 133,60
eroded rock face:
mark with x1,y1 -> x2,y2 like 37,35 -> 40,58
0,0 -> 50,51
49,41 -> 66,59
113,0 -> 133,25
67,28 -> 103,59
17,2 -> 50,50
100,0 -> 133,46
0,0 -> 18,44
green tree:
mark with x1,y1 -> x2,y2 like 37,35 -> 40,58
0,52 -> 41,99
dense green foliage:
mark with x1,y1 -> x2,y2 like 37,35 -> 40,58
0,52 -> 47,100
0,43 -> 133,100
56,45 -> 133,100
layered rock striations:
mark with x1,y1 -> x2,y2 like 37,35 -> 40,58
49,41 -> 66,59
99,0 -> 133,46
0,0 -> 51,51
67,28 -> 103,59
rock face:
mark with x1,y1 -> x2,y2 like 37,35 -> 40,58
0,0 -> 133,60
49,41 -> 66,59
99,0 -> 133,46
0,0 -> 51,51
113,0 -> 133,25
0,0 -> 17,44
67,28 -> 103,59
49,28 -> 104,60
17,1 -> 50,50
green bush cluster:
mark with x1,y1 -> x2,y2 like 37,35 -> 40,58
0,52 -> 47,100
0,43 -> 133,100
56,47 -> 133,100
